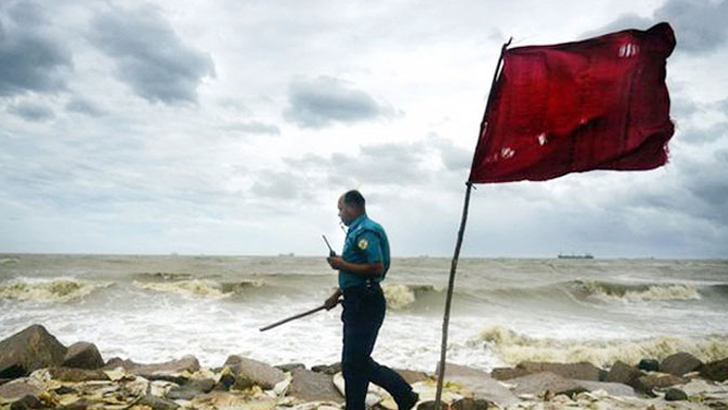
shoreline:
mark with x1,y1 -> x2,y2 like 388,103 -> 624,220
2,325 -> 728,410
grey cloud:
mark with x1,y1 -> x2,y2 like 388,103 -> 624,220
89,5 -> 215,104
227,121 -> 280,135
679,121 -> 728,144
580,13 -> 654,39
284,76 -> 394,128
8,101 -> 55,121
66,98 -> 105,117
0,2 -> 72,96
655,0 -> 728,54
587,0 -> 728,55
251,171 -> 312,200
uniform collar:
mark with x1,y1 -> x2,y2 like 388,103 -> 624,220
347,214 -> 368,232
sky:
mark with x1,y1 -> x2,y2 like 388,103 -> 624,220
1,0 -> 727,259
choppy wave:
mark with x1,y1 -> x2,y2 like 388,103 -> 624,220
132,279 -> 263,299
0,257 -> 20,265
0,278 -> 113,303
574,280 -> 702,303
382,283 -> 441,310
475,325 -> 728,367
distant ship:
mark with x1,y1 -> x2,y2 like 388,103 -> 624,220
558,253 -> 594,259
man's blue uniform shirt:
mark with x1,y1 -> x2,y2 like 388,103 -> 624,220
338,214 -> 390,290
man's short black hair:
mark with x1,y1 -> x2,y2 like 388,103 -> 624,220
343,190 -> 366,210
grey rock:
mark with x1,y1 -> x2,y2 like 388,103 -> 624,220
312,362 -> 342,375
275,363 -> 306,373
577,380 -> 636,397
0,325 -> 67,379
700,357 -> 728,382
141,394 -> 180,410
105,355 -> 200,377
54,386 -> 77,395
509,372 -> 587,397
436,363 -> 519,406
634,373 -> 684,393
62,342 -> 104,370
451,397 -> 492,410
395,369 -> 430,384
516,361 -> 603,382
225,356 -> 286,390
287,368 -> 343,403
0,382 -> 40,400
664,388 -> 688,401
491,367 -> 530,381
660,353 -> 703,377
214,373 -> 235,391
637,359 -> 660,372
48,367 -> 110,382
167,378 -> 215,400
58,399 -> 89,410
10,395 -> 43,410
605,361 -> 643,385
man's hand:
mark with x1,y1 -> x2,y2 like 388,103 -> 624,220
327,256 -> 346,270
325,289 -> 342,310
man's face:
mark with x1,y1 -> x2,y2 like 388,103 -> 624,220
338,196 -> 354,226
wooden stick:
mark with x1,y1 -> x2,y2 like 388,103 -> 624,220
433,37 -> 512,410
259,301 -> 339,332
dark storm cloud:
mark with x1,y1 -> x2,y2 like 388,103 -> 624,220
284,76 -> 394,128
8,101 -> 55,121
0,2 -> 72,96
89,4 -> 215,104
586,0 -> 728,55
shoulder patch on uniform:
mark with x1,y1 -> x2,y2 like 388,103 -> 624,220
357,238 -> 369,250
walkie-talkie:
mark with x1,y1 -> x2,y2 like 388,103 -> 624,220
322,235 -> 336,257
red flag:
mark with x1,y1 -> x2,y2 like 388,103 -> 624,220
469,23 -> 676,183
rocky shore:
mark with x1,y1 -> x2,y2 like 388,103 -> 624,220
1,325 -> 727,410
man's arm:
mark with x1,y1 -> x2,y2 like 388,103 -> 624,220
327,256 -> 384,276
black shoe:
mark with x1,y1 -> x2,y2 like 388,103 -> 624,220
401,391 -> 419,410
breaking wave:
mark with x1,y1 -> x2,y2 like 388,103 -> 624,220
382,283 -> 442,310
0,278 -> 113,303
131,278 -> 263,299
475,325 -> 728,367
574,280 -> 702,303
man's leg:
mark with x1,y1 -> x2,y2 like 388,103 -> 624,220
342,291 -> 381,410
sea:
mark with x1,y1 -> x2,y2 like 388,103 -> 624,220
1,254 -> 727,373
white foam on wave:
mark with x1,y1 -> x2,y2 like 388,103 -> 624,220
382,284 -> 416,310
476,325 -> 728,367
131,279 -> 263,299
582,281 -> 701,303
0,278 -> 113,303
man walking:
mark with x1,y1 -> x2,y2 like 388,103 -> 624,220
325,190 -> 419,410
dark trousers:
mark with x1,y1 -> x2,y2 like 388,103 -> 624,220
342,282 -> 413,410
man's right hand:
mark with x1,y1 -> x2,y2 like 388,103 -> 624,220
325,290 -> 342,310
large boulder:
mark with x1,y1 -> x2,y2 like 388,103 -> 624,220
395,369 -> 430,385
62,342 -> 104,370
660,353 -> 703,377
287,368 -> 343,403
0,325 -> 67,379
508,372 -> 587,397
699,358 -> 728,382
437,363 -> 520,406
224,356 -> 286,390
605,361 -> 643,386
515,362 -> 603,382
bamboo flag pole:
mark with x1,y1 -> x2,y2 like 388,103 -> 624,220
433,38 -> 511,410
